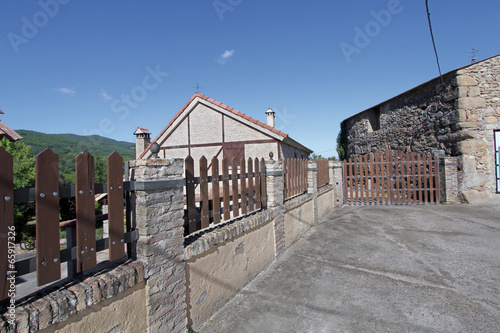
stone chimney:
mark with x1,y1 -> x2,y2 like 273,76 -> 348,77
133,127 -> 152,159
266,108 -> 275,128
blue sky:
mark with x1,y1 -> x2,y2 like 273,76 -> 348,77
1,0 -> 499,158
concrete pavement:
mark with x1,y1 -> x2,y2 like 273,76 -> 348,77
199,204 -> 500,332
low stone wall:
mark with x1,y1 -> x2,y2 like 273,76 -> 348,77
3,159 -> 337,333
317,186 -> 334,220
184,162 -> 335,331
2,261 -> 145,333
284,194 -> 314,249
185,211 -> 275,330
52,285 -> 146,333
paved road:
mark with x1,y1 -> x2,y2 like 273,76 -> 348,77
199,205 -> 500,333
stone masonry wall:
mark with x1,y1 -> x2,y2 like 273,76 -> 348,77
344,54 -> 500,196
455,56 -> 500,194
344,71 -> 459,158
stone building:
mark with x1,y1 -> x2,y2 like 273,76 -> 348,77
136,92 -> 312,165
341,54 -> 500,202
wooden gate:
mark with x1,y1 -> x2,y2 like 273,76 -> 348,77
343,150 -> 440,205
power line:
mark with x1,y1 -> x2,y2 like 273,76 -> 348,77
425,0 -> 444,84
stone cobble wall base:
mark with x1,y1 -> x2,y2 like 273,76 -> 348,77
0,261 -> 145,333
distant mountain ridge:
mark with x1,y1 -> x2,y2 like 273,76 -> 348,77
16,130 -> 135,160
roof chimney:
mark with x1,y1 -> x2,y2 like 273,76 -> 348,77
133,127 -> 152,159
266,108 -> 275,128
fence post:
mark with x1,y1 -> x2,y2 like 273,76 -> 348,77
442,156 -> 459,204
130,158 -> 187,333
331,161 -> 344,206
307,161 -> 318,224
265,160 -> 285,257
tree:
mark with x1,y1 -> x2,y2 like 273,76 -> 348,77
336,122 -> 347,161
310,153 -> 325,161
0,138 -> 36,240
0,138 -> 36,188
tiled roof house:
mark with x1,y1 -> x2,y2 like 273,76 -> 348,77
136,93 -> 312,165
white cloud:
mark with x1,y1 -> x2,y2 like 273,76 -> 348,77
100,89 -> 113,101
54,87 -> 76,96
217,49 -> 235,64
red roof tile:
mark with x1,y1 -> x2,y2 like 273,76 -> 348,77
0,121 -> 22,142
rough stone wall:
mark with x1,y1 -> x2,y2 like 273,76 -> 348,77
344,71 -> 459,158
344,54 -> 500,196
455,56 -> 500,194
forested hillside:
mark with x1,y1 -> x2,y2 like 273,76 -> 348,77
16,130 -> 136,184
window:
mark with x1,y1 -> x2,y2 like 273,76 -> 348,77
368,107 -> 381,132
495,130 -> 500,193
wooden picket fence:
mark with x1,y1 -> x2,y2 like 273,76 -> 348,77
283,158 -> 307,200
185,156 -> 267,235
0,148 -> 133,301
316,159 -> 329,188
343,150 -> 440,205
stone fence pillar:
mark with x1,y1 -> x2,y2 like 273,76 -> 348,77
307,161 -> 318,224
442,157 -> 459,204
130,159 -> 187,333
265,160 -> 285,257
331,161 -> 344,206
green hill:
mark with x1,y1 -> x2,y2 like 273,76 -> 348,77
16,130 -> 135,159
15,130 -> 136,184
